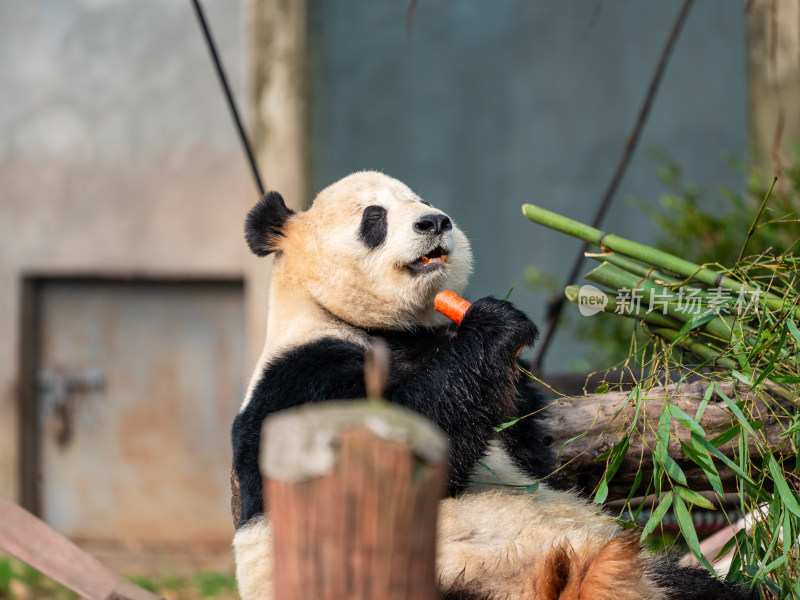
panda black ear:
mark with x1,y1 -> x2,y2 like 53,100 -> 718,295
244,191 -> 296,256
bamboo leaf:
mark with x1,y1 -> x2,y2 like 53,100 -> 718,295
780,417 -> 800,437
656,404 -> 671,462
760,555 -> 788,576
628,387 -> 643,434
594,479 -> 609,505
752,326 -> 788,388
766,453 -> 800,519
640,491 -> 673,542
709,424 -> 741,448
674,311 -> 718,342
662,454 -> 688,486
782,509 -> 792,561
624,469 -> 644,506
675,486 -> 716,510
594,447 -> 613,462
668,403 -> 706,436
673,494 -> 715,572
715,384 -> 759,439
731,370 -> 754,387
694,383 -> 715,422
786,319 -> 800,348
692,432 -> 755,485
557,430 -> 588,457
682,439 -> 724,496
716,528 -> 747,560
594,437 -> 630,504
493,417 -> 520,432
654,404 -> 671,497
731,326 -> 753,379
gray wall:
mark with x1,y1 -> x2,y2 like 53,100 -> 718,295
0,0 -> 248,500
309,0 -> 747,372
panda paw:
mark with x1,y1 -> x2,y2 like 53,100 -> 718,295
460,297 -> 539,359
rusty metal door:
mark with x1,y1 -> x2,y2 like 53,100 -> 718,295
28,278 -> 244,546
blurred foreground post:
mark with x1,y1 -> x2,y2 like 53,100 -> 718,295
261,402 -> 448,600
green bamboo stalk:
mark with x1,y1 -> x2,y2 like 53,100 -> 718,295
589,252 -> 681,285
564,285 -> 683,328
647,326 -> 739,369
522,203 -> 788,312
585,263 -> 736,341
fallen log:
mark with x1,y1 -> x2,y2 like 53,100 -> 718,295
542,379 -> 795,501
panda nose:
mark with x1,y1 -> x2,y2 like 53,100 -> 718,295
414,214 -> 452,235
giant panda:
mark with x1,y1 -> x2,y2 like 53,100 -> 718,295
232,171 -> 756,600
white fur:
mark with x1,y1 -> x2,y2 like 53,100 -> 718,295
234,516 -> 273,600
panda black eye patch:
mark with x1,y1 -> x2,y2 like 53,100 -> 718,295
359,205 -> 388,249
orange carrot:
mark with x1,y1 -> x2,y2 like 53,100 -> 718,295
435,290 -> 472,324
435,290 -> 523,357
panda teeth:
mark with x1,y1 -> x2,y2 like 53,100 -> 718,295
410,248 -> 448,269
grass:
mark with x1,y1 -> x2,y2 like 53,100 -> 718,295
0,556 -> 238,600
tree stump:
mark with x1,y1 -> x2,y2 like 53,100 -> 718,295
261,401 -> 448,600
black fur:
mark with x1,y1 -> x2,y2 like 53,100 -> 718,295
244,191 -> 295,256
232,296 -> 548,528
358,205 -> 388,249
649,560 -> 758,600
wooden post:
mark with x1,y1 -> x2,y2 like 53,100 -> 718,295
261,401 -> 448,600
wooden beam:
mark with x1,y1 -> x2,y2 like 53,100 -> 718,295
0,495 -> 163,600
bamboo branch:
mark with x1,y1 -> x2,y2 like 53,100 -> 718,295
522,203 -> 789,312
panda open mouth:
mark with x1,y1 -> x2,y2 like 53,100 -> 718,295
408,246 -> 448,271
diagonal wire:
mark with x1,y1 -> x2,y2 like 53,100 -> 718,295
190,0 -> 265,197
532,0 -> 695,373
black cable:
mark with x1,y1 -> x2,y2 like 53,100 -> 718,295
190,0 -> 265,198
532,0 -> 695,373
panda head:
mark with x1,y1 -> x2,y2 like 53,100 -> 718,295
245,171 -> 473,330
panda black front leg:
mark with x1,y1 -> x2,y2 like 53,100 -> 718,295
382,296 -> 539,494
457,297 -> 539,367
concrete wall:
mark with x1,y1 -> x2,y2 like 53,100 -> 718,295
0,0 -> 249,500
308,0 -> 748,373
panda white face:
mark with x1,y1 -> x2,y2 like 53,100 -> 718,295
275,172 -> 472,329
266,171 -> 473,331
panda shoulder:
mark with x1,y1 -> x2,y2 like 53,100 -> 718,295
243,336 -> 369,414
